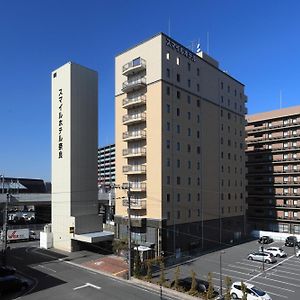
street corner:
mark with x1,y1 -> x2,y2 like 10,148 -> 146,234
82,255 -> 128,278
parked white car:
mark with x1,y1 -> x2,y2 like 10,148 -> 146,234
265,247 -> 287,258
231,281 -> 272,300
296,250 -> 300,257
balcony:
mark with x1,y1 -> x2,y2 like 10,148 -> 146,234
123,147 -> 146,158
123,130 -> 146,141
247,120 -> 300,134
122,77 -> 146,93
122,58 -> 146,76
122,95 -> 146,109
129,182 -> 147,192
123,113 -> 146,125
123,165 -> 146,174
122,197 -> 146,209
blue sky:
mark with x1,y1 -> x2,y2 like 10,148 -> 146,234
0,0 -> 299,181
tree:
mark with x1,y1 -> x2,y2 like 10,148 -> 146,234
241,281 -> 248,300
224,276 -> 232,300
145,260 -> 152,282
206,272 -> 214,299
173,266 -> 180,290
189,270 -> 198,296
158,262 -> 166,286
133,252 -> 142,278
112,238 -> 128,256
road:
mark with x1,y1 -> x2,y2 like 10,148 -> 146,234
4,241 -> 179,300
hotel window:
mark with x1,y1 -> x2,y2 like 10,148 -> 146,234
176,125 -> 180,133
292,142 -> 297,147
176,57 -> 180,65
283,119 -> 289,125
227,99 -> 230,107
188,160 -> 191,169
187,144 -> 191,152
294,177 -> 298,182
197,162 -> 200,170
177,177 -> 181,185
294,200 -> 298,206
197,130 -> 200,138
268,133 -> 272,139
167,176 -> 170,184
176,73 -> 180,82
177,193 -> 181,202
227,85 -> 230,93
166,140 -> 170,149
293,153 -> 297,159
176,108 -> 180,116
166,193 -> 170,202
283,188 -> 288,194
187,95 -> 191,104
293,130 -> 297,136
177,91 -> 181,99
268,122 -> 272,128
197,115 -> 200,123
166,52 -> 170,60
177,142 -> 180,151
221,82 -> 224,89
166,122 -> 170,131
188,128 -> 191,136
197,99 -> 200,107
167,86 -> 170,95
234,89 -> 237,96
167,104 -> 170,113
188,79 -> 191,87
198,209 -> 200,216
284,211 -> 289,218
294,188 -> 298,194
197,146 -> 201,154
228,112 -> 231,120
197,84 -> 200,92
228,207 -> 231,213
284,177 -> 289,182
177,211 -> 180,219
284,131 -> 288,137
167,158 -> 170,167
188,62 -> 191,71
293,165 -> 298,171
188,193 -> 191,202
197,193 -> 200,201
284,165 -> 288,171
197,68 -> 200,76
177,159 -> 180,168
167,212 -> 170,220
294,212 -> 298,218
197,177 -> 200,185
188,177 -> 191,185
284,142 -> 288,148
221,96 -> 224,103
166,68 -> 170,78
221,207 -> 224,214
283,154 -> 288,160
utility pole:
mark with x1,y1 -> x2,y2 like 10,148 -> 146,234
219,251 -> 225,296
127,183 -> 132,280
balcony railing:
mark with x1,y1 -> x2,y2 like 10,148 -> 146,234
122,77 -> 146,93
123,130 -> 146,141
123,165 -> 146,174
122,197 -> 146,209
129,182 -> 147,191
122,58 -> 146,76
247,120 -> 300,134
122,95 -> 146,108
122,112 -> 146,125
122,147 -> 146,157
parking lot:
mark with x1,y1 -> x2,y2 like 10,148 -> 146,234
163,240 -> 300,300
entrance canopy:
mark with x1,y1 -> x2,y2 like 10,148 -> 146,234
73,231 -> 114,243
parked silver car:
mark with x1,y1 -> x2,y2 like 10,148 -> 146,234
247,252 -> 277,264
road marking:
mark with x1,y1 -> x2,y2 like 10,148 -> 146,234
38,264 -> 57,273
213,271 -> 295,293
274,264 -> 300,272
266,271 -> 300,282
113,269 -> 127,276
73,283 -> 101,290
263,290 -> 288,299
274,268 -> 300,276
227,264 -> 259,273
248,254 -> 295,281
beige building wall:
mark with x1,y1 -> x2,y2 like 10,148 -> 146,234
52,62 -> 101,252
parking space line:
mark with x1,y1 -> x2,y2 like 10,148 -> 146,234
266,271 -> 300,282
235,261 -> 263,268
264,290 -> 288,299
279,261 -> 300,268
213,271 -> 294,293
227,264 -> 260,274
273,268 -> 300,277
275,264 -> 300,272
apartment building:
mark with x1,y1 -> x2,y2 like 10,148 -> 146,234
246,106 -> 300,234
115,33 -> 247,256
98,144 -> 115,187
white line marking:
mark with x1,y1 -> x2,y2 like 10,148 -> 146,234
272,268 -> 300,277
264,290 -> 288,299
38,264 -> 57,273
73,283 -> 101,290
213,271 -> 295,293
266,271 -> 300,282
248,255 -> 295,281
227,264 -> 259,273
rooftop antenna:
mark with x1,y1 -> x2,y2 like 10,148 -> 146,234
280,90 -> 282,109
168,17 -> 171,37
207,32 -> 210,54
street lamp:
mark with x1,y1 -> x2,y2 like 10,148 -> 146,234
219,250 -> 225,296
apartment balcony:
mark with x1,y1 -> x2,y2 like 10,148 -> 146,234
129,182 -> 147,192
247,120 -> 300,134
122,95 -> 146,109
122,58 -> 146,76
122,197 -> 146,209
123,130 -> 146,141
122,112 -> 146,125
123,165 -> 146,174
122,147 -> 146,158
122,77 -> 146,93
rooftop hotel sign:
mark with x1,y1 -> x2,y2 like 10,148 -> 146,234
166,37 -> 196,62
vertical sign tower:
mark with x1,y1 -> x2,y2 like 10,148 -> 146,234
51,62 -> 101,252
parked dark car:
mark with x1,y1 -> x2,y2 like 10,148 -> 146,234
285,236 -> 300,247
170,277 -> 215,294
0,275 -> 28,295
0,266 -> 16,277
258,236 -> 273,244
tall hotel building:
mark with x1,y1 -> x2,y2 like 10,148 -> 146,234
115,33 -> 247,256
246,106 -> 300,234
